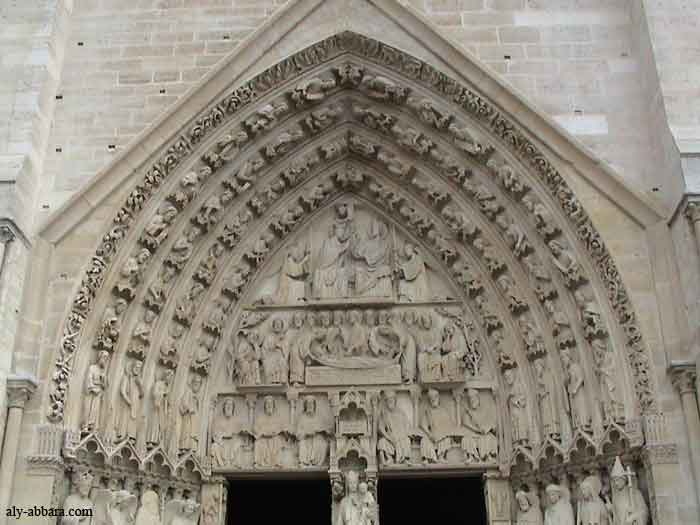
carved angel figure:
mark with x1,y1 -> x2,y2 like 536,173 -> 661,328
146,265 -> 177,312
245,101 -> 288,135
548,240 -> 583,287
408,96 -> 451,129
265,127 -> 304,158
360,74 -> 402,101
305,103 -> 343,132
167,227 -> 201,270
164,499 -> 201,525
82,350 -> 110,433
94,298 -> 128,351
168,170 -> 199,209
447,122 -> 487,155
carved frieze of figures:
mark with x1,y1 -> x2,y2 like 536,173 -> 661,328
147,368 -> 174,449
114,359 -> 144,443
503,367 -> 530,447
94,299 -> 127,351
544,484 -> 574,525
608,457 -> 649,525
254,396 -> 292,468
141,204 -> 178,249
515,489 -> 543,525
296,396 -> 332,467
178,374 -> 204,454
62,470 -> 95,525
82,350 -> 110,434
244,101 -> 288,135
461,388 -> 498,462
377,390 -> 412,465
210,397 -> 253,469
561,348 -> 591,432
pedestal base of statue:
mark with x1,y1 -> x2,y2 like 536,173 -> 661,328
306,365 -> 402,386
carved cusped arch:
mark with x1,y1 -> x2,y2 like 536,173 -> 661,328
50,32 -> 654,481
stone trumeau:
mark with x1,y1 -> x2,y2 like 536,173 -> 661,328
1,1 -> 699,525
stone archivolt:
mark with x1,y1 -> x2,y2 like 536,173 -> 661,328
50,33 -> 654,506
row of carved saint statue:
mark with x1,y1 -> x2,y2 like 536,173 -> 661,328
514,457 -> 648,525
209,388 -> 497,470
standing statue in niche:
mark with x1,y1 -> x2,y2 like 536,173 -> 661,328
262,318 -> 289,384
254,396 -> 289,468
515,489 -> 543,525
353,218 -> 392,297
286,312 -> 309,385
147,369 -> 174,448
396,242 -> 430,302
593,340 -> 625,424
115,360 -> 144,443
62,470 -> 95,525
296,397 -> 331,467
544,484 -> 574,525
607,457 -> 648,525
313,202 -> 355,299
179,374 -> 203,453
579,475 -> 610,525
82,350 -> 111,434
420,388 -> 455,463
504,368 -> 530,447
534,358 -> 564,441
276,242 -> 310,303
461,388 -> 498,462
135,490 -> 161,525
561,349 -> 591,432
377,390 -> 412,465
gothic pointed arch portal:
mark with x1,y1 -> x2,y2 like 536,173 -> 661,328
50,31 -> 657,524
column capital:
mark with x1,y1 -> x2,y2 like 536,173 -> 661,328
670,361 -> 698,395
0,225 -> 15,245
6,375 -> 38,409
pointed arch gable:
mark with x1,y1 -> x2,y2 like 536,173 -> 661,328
35,7 -> 662,480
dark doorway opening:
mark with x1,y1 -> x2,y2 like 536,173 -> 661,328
379,476 -> 486,525
227,477 -> 331,525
